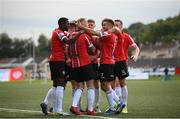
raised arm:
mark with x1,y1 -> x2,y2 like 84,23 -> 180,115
108,26 -> 121,34
59,30 -> 84,44
76,22 -> 101,36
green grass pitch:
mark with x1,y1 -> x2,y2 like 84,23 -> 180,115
0,75 -> 180,118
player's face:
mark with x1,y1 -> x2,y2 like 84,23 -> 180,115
88,22 -> 95,29
68,26 -> 76,33
115,21 -> 122,30
61,20 -> 69,31
102,21 -> 112,31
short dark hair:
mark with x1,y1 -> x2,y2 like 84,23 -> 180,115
102,18 -> 114,26
58,17 -> 68,26
87,19 -> 95,23
114,19 -> 123,26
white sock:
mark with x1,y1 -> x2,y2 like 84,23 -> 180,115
52,88 -> 57,112
121,86 -> 128,107
72,88 -> 83,107
94,88 -> 100,108
106,90 -> 116,110
56,86 -> 64,113
112,89 -> 121,104
115,86 -> 122,100
44,87 -> 55,105
73,88 -> 82,109
87,88 -> 95,111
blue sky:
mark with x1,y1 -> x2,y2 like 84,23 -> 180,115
0,0 -> 180,43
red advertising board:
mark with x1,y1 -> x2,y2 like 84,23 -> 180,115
175,67 -> 180,75
9,67 -> 23,81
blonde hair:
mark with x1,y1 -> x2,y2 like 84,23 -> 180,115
77,18 -> 86,23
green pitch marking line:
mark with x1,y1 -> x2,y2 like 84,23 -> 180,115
0,107 -> 116,119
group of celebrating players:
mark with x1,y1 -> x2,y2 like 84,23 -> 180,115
40,17 -> 140,116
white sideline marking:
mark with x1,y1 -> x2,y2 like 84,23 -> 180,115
0,107 -> 116,119
0,107 -> 41,114
81,114 -> 117,119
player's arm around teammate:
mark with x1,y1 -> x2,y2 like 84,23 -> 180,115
75,19 -> 126,114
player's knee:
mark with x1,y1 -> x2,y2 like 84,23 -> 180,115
87,87 -> 95,91
87,79 -> 95,88
120,80 -> 127,87
101,82 -> 108,92
77,82 -> 85,89
94,80 -> 100,89
76,87 -> 84,92
56,82 -> 66,88
56,78 -> 67,87
111,81 -> 116,89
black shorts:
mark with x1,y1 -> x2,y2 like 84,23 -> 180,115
65,65 -> 72,81
71,64 -> 96,82
98,64 -> 115,82
114,61 -> 129,79
49,61 -> 66,80
92,64 -> 99,80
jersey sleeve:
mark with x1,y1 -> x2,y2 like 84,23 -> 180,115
99,31 -> 110,39
64,31 -> 70,38
127,34 -> 135,46
84,35 -> 94,48
56,31 -> 68,42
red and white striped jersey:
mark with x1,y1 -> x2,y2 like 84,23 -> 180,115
70,33 -> 93,68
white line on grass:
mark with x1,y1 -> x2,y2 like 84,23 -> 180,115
80,114 -> 117,119
0,107 -> 116,119
0,107 -> 41,114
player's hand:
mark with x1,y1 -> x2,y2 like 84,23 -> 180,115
92,36 -> 99,40
66,58 -> 71,66
131,55 -> 138,62
109,27 -> 121,34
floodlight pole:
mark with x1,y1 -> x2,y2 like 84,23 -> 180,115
150,44 -> 153,67
31,32 -> 36,80
32,32 -> 35,62
176,41 -> 179,66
